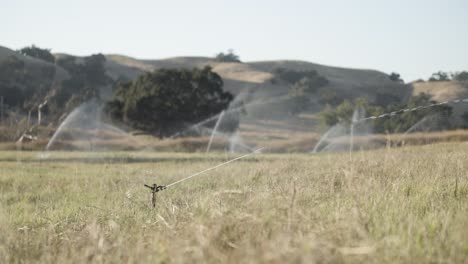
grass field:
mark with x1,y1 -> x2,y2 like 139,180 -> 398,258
1,143 -> 468,263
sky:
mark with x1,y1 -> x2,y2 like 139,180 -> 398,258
2,0 -> 467,81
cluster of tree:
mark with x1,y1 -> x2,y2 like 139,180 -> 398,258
50,54 -> 113,114
426,71 -> 468,82
0,55 -> 55,112
18,45 -> 55,63
0,44 -> 115,125
428,71 -> 451,82
0,56 -> 27,108
105,66 -> 234,138
215,49 -> 241,63
2,45 -> 238,137
454,71 -> 468,82
273,68 -> 330,114
318,94 -> 453,133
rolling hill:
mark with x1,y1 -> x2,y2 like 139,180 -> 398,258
104,54 -> 410,103
2,44 -> 468,136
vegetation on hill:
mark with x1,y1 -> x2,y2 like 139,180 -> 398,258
0,55 -> 55,112
454,71 -> 468,82
273,68 -> 330,114
0,46 -> 114,132
51,54 -> 113,114
2,44 -> 468,145
105,66 -> 234,138
319,94 -> 453,133
427,71 -> 468,83
389,72 -> 404,83
18,45 -> 55,63
215,49 -> 241,63
429,71 -> 451,82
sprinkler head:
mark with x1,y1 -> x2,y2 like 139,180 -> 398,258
144,183 -> 167,208
144,183 -> 167,193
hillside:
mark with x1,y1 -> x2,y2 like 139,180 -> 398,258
0,46 -> 69,83
3,44 -> 468,142
411,80 -> 468,122
103,54 -> 412,132
104,55 -> 409,103
1,44 -> 410,110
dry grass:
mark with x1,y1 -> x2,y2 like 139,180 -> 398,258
5,127 -> 468,154
412,81 -> 468,102
0,142 -> 467,263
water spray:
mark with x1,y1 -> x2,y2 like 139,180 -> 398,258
144,147 -> 264,207
206,110 -> 225,153
170,94 -> 291,138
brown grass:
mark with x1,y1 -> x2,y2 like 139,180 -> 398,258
0,143 -> 467,263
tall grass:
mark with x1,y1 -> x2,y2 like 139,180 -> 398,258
0,143 -> 467,263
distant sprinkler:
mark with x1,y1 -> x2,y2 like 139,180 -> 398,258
38,100 -> 48,126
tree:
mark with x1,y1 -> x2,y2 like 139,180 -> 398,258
105,66 -> 234,138
83,54 -> 108,86
0,55 -> 57,114
318,90 -> 340,106
288,85 -> 310,115
0,56 -> 27,108
429,71 -> 450,82
18,45 -> 55,63
0,56 -> 24,82
51,54 -> 112,111
277,68 -> 329,114
453,71 -> 468,82
389,72 -> 403,83
215,49 -> 241,63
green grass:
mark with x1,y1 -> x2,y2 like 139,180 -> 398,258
0,144 -> 467,263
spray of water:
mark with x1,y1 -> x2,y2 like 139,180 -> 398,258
229,132 -> 254,153
206,110 -> 225,152
170,93 -> 292,138
312,123 -> 347,153
403,114 -> 443,135
44,100 -> 138,152
313,108 -> 372,153
45,103 -> 89,150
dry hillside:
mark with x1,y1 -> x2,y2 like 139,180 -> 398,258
104,55 -> 410,104
411,80 -> 468,121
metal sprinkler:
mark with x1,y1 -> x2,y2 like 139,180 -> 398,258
144,148 -> 264,208
144,184 -> 166,207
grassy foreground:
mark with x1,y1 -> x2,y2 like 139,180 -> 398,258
0,144 -> 467,263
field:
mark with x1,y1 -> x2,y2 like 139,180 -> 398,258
1,143 -> 468,263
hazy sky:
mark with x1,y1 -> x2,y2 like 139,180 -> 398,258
2,0 -> 467,81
